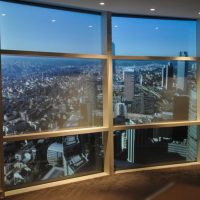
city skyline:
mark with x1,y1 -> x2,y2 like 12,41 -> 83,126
2,56 -> 104,136
0,0 -> 199,195
113,58 -> 197,125
114,126 -> 198,170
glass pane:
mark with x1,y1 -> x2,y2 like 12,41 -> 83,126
2,55 -> 104,135
0,2 -> 102,54
113,60 -> 198,125
112,17 -> 196,56
114,126 -> 199,171
4,133 -> 104,189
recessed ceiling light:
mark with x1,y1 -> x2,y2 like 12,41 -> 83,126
1,13 -> 6,17
150,8 -> 156,12
51,19 -> 56,23
155,27 -> 159,30
88,25 -> 93,28
198,11 -> 200,15
114,25 -> 118,28
99,2 -> 105,6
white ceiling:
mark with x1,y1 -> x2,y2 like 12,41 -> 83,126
27,0 -> 200,19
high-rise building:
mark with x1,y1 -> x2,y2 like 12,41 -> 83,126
132,94 -> 144,114
139,74 -> 143,86
188,89 -> 197,121
143,93 -> 155,114
162,65 -> 167,88
176,51 -> 189,93
124,71 -> 135,101
187,88 -> 198,161
162,62 -> 174,90
167,62 -> 174,90
121,132 -> 128,150
127,129 -> 135,163
114,102 -> 127,118
83,76 -> 97,126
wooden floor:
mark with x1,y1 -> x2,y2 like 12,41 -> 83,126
5,165 -> 200,200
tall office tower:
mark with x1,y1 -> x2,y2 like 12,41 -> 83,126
114,102 -> 127,117
83,76 -> 97,126
121,131 -> 128,150
162,62 -> 174,90
167,62 -> 174,90
139,74 -> 143,86
176,51 -> 189,93
188,89 -> 197,121
124,71 -> 135,101
187,125 -> 199,161
127,129 -> 135,163
132,94 -> 144,114
143,93 -> 155,114
161,66 -> 166,88
180,51 -> 188,57
114,102 -> 127,125
187,89 -> 198,161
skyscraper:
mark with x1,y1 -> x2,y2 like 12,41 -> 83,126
114,102 -> 127,118
176,51 -> 189,93
161,65 -> 167,88
127,129 -> 135,163
124,71 -> 135,101
82,76 -> 97,126
162,62 -> 174,90
114,103 -> 127,125
187,88 -> 198,161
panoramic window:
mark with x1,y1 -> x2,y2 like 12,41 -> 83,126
113,60 -> 198,125
112,17 -> 196,56
0,0 -> 199,194
4,133 -> 104,189
114,126 -> 198,170
2,55 -> 104,135
0,1 -> 102,54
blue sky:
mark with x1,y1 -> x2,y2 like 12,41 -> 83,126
0,1 -> 197,56
0,1 -> 102,54
112,17 -> 196,56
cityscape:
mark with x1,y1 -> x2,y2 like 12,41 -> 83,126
2,56 -> 104,136
113,53 -> 197,125
113,54 -> 198,170
4,133 -> 104,188
114,126 -> 198,170
2,53 -> 198,135
1,52 -> 198,186
0,1 -> 199,197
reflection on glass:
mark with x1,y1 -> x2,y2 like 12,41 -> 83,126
0,1 -> 102,54
112,17 -> 196,56
113,60 -> 197,125
4,133 -> 104,189
114,126 -> 199,170
2,56 -> 104,135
